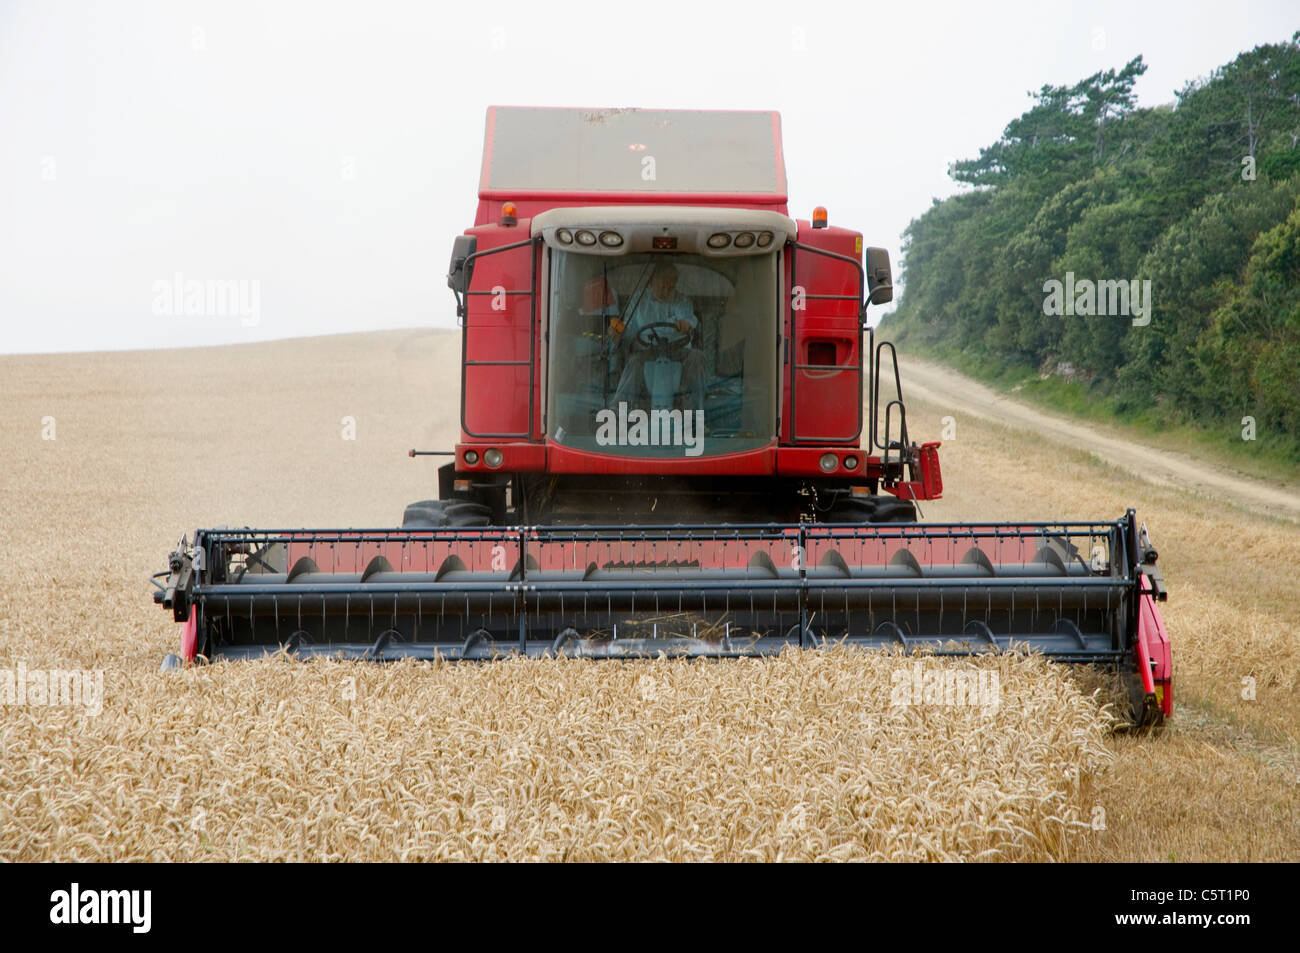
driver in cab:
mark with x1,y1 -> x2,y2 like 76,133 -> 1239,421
608,262 -> 706,410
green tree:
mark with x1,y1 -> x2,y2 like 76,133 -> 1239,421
889,39 -> 1300,453
1124,179 -> 1298,416
952,57 -> 1147,188
1199,206 -> 1300,433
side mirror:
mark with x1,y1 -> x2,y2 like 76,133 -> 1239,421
447,235 -> 478,295
865,246 -> 893,305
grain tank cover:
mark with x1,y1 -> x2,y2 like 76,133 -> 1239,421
479,106 -> 787,201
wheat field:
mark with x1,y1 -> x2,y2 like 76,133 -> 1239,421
1,330 -> 1296,861
0,651 -> 1111,862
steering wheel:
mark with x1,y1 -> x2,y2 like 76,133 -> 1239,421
634,321 -> 688,354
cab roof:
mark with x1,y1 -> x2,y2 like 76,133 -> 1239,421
479,106 -> 787,203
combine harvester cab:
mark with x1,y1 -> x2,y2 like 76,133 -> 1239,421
154,107 -> 1172,728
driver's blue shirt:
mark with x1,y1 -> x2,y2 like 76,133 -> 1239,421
622,292 -> 698,346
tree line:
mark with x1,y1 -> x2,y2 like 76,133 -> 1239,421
889,35 -> 1300,458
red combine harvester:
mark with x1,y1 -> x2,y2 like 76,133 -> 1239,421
155,107 -> 1172,726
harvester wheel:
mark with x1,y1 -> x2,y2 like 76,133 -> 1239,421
871,497 -> 917,522
443,501 -> 492,527
825,496 -> 916,524
402,500 -> 446,527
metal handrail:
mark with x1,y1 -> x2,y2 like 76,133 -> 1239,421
872,340 -> 906,453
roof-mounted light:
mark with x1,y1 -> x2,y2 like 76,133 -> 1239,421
501,202 -> 517,227
812,207 -> 828,229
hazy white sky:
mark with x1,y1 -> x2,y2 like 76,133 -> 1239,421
1,0 -> 1296,353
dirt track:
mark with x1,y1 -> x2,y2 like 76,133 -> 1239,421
897,356 -> 1300,523
899,356 -> 1300,520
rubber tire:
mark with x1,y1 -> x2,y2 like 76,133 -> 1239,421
825,495 -> 916,524
402,500 -> 446,527
870,497 -> 917,523
443,501 -> 492,527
